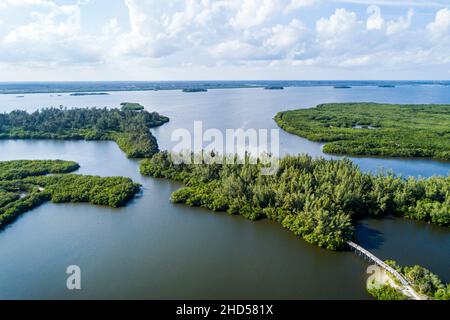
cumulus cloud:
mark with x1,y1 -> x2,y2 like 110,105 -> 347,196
0,0 -> 101,66
229,0 -> 280,29
265,19 -> 307,50
316,8 -> 360,49
0,0 -> 450,77
386,8 -> 414,35
427,8 -> 450,39
285,0 -> 319,13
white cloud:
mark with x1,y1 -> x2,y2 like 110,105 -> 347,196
316,8 -> 360,48
1,0 -> 450,79
386,8 -> 414,35
4,5 -> 80,44
333,0 -> 448,7
285,0 -> 319,12
102,18 -> 120,37
229,0 -> 280,30
211,40 -> 258,59
0,0 -> 101,65
265,19 -> 306,50
316,8 -> 358,37
427,8 -> 450,38
112,0 -> 178,58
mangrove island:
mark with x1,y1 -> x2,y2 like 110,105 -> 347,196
275,103 -> 450,160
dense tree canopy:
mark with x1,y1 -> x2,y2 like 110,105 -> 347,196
367,284 -> 407,300
0,107 -> 169,158
141,152 -> 449,250
275,103 -> 450,160
0,160 -> 79,180
120,102 -> 145,111
0,160 -> 140,229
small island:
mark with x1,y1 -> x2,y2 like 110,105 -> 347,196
141,151 -> 449,252
0,107 -> 169,158
69,92 -> 109,96
0,160 -> 140,229
379,84 -> 396,88
182,88 -> 208,93
275,103 -> 450,160
334,85 -> 352,89
120,102 -> 145,111
264,86 -> 284,90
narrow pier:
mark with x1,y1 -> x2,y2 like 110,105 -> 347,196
347,241 -> 425,300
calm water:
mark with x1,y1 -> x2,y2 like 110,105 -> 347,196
0,85 -> 449,299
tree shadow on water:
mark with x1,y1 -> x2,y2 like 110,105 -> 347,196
355,222 -> 385,251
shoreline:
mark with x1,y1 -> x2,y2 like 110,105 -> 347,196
1,80 -> 450,95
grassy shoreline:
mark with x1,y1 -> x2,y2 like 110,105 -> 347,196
275,103 -> 450,161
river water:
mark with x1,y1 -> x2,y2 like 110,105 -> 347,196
0,85 -> 448,299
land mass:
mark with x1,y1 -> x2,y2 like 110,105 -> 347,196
141,152 -> 449,250
368,260 -> 450,300
69,92 -> 109,96
0,160 -> 140,229
264,86 -> 284,90
120,102 -> 145,111
182,88 -> 207,93
275,103 -> 450,161
0,107 -> 169,158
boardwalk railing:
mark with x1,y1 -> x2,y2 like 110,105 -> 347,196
347,241 -> 410,286
348,241 -> 425,300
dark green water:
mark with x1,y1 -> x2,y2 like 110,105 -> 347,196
0,86 -> 448,299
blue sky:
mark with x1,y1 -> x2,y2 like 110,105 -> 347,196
0,0 -> 450,81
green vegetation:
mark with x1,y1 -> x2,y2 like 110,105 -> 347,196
0,160 -> 140,229
70,93 -> 109,96
120,102 -> 145,111
140,152 -> 449,250
264,86 -> 284,90
0,107 -> 169,158
275,103 -> 450,161
0,160 -> 79,180
182,88 -> 207,93
367,284 -> 407,300
386,260 -> 450,300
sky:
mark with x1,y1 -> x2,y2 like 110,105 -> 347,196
0,0 -> 450,81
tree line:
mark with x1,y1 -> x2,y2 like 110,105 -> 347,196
0,160 -> 141,229
275,103 -> 450,161
141,152 -> 449,250
0,107 -> 169,158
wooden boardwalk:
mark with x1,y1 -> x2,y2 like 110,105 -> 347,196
347,241 -> 425,300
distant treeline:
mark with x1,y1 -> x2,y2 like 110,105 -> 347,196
0,107 -> 169,158
0,160 -> 140,229
141,152 -> 449,250
275,103 -> 450,161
